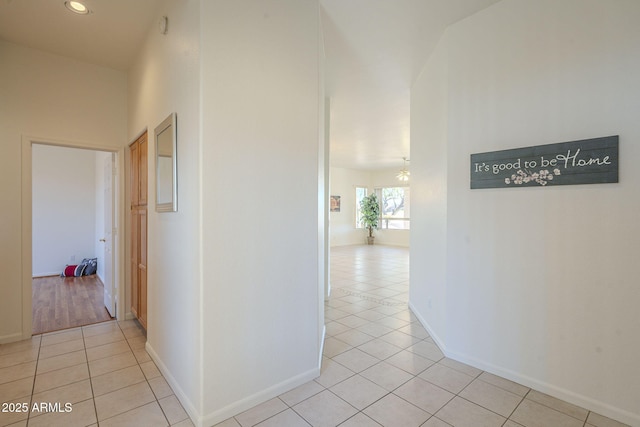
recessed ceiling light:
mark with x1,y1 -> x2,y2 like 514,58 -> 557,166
64,1 -> 90,15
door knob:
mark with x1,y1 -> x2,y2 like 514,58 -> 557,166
100,238 -> 106,242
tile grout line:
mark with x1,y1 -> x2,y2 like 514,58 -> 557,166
39,320 -> 161,426
119,319 -> 173,427
24,335 -> 42,425
330,263 -> 504,425
26,321 -> 169,426
291,322 -> 440,425
519,388 -> 593,425
81,324 -> 100,427
91,321 -> 143,425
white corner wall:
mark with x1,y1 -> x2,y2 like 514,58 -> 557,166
410,0 -> 640,425
199,0 -> 322,424
409,34 -> 449,346
127,0 -> 202,421
32,145 -> 98,276
0,41 -> 127,343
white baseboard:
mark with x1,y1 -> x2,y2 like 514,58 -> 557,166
200,366 -> 320,427
407,302 -> 640,427
319,324 -> 326,368
408,301 -> 448,354
0,331 -> 26,344
145,342 -> 200,426
146,341 -> 322,427
32,272 -> 60,278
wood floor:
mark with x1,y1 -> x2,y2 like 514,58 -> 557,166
32,275 -> 113,335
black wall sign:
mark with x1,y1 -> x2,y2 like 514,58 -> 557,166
470,136 -> 619,189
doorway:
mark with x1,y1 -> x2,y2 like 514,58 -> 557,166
21,137 -> 125,339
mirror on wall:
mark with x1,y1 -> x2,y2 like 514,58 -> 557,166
155,112 -> 177,212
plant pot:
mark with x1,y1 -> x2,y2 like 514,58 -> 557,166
367,236 -> 375,245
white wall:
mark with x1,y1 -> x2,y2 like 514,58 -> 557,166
410,0 -> 640,425
200,0 -> 322,424
32,145 -> 97,276
409,36 -> 448,347
0,41 -> 127,342
32,146 -> 111,281
127,0 -> 202,420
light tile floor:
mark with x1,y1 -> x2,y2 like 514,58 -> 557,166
0,318 -> 192,427
216,245 -> 630,427
1,245 -> 630,427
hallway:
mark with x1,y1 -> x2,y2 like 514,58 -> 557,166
217,245 -> 627,427
0,246 -> 628,426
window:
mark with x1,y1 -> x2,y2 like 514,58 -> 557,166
355,187 -> 368,228
376,187 -> 410,230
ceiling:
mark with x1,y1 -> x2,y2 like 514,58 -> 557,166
0,0 -> 501,170
0,0 -> 161,71
321,0 -> 502,170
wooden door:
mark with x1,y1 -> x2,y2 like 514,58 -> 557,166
130,132 -> 148,330
103,154 -> 116,317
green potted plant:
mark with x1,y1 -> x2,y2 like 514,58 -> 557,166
360,193 -> 380,245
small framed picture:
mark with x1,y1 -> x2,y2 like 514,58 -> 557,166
330,195 -> 341,212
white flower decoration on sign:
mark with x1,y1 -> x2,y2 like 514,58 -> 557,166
505,168 -> 561,186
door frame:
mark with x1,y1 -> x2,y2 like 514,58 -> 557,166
103,153 -> 117,317
21,135 -> 126,339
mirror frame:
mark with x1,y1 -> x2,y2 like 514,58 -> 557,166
154,112 -> 177,212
